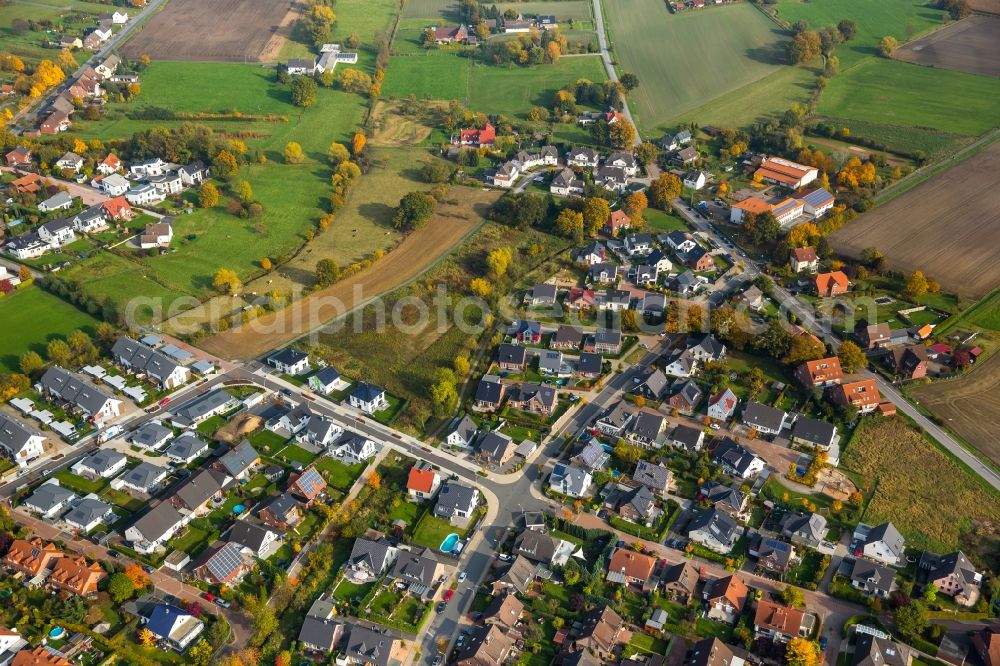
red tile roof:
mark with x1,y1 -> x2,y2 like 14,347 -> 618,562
407,467 -> 438,493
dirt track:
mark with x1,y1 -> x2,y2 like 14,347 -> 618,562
894,15 -> 1000,78
121,0 -> 299,62
911,352 -> 1000,466
830,141 -> 1000,299
195,188 -> 498,359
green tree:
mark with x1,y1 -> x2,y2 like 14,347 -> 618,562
421,161 -> 452,183
19,351 -> 43,376
108,572 -> 135,603
895,600 -> 928,637
837,19 -> 857,40
878,35 -> 899,57
554,208 -> 584,241
327,142 -> 350,166
430,370 -> 458,416
235,180 -> 254,203
315,258 -> 340,287
837,340 -> 866,374
392,191 -> 436,231
619,72 -> 639,91
199,181 -> 220,208
781,585 -> 805,608
923,583 -> 938,604
290,76 -> 318,107
636,142 -> 659,166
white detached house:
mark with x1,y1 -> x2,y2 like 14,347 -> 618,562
349,382 -> 388,415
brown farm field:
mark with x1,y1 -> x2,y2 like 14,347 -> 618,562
911,348 -> 1000,466
830,141 -> 1000,298
195,187 -> 499,359
121,0 -> 300,62
894,15 -> 1000,78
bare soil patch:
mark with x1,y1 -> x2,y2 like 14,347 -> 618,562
830,141 -> 1000,299
215,413 -> 263,443
122,0 -> 301,62
894,15 -> 1000,78
910,351 -> 1000,466
370,103 -> 435,147
969,0 -> 1000,14
196,187 -> 499,359
815,468 -> 857,502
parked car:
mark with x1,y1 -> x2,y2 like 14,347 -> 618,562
201,592 -> 215,602
214,598 -> 231,609
458,572 -> 467,583
443,589 -> 454,602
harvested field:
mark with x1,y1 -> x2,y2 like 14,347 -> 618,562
195,187 -> 499,359
911,351 -> 1000,467
121,0 -> 300,62
830,141 -> 1000,299
969,0 -> 1000,14
894,15 -> 1000,78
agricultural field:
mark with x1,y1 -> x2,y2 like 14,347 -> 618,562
842,416 -> 1000,568
279,0 -> 401,61
830,141 -> 1000,299
603,0 -> 789,133
120,0 -> 299,62
894,15 -> 1000,78
0,0 -> 107,71
0,287 -> 100,374
194,187 -> 502,359
816,58 -> 1000,139
769,0 -> 948,68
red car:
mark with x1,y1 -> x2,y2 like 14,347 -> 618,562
443,589 -> 454,602
201,592 -> 215,602
159,397 -> 171,406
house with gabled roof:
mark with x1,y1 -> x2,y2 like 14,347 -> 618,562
170,469 -> 228,515
606,547 -> 656,588
474,375 -> 505,411
125,502 -> 186,554
711,437 -> 764,478
831,376 -> 880,413
574,606 -> 627,657
789,246 -> 818,273
667,378 -> 702,415
548,462 -> 591,498
854,522 -> 905,567
47,555 -> 106,596
434,482 -> 480,522
849,558 -> 896,599
632,460 -> 672,495
72,449 -> 128,479
815,270 -> 849,297
346,537 -> 398,582
407,463 -> 442,501
22,481 -> 76,519
496,344 -> 527,371
445,414 -> 478,449
288,465 -> 327,504
212,440 -> 258,480
258,493 -> 302,530
753,598 -> 809,643
780,511 -> 828,548
703,574 -> 749,624
2,538 -> 63,578
688,507 -> 742,553
626,411 -> 666,448
795,357 -> 842,388
63,497 -> 114,533
917,550 -> 982,607
197,542 -> 251,586
0,414 -> 45,468
144,603 -> 204,650
741,401 -> 788,435
706,388 -> 738,422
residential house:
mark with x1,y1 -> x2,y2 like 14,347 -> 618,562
307,367 -> 349,395
624,232 -> 653,256
178,161 -> 208,186
525,283 -> 557,306
586,328 -> 623,354
605,210 -> 632,236
849,558 -> 896,599
566,287 -> 598,311
587,262 -> 619,284
258,493 -> 302,530
514,530 -> 562,566
170,469 -> 227,515
700,481 -> 749,521
496,344 -> 527,371
632,460 -> 672,496
735,285 -> 764,312
711,438 -> 765,478
605,151 -> 638,176
791,416 -> 838,450
741,401 -> 788,435
851,633 -> 911,666
667,379 -> 702,415
676,146 -> 698,164
40,110 -> 71,134
857,322 -> 892,350
285,58 -> 316,75
626,411 -> 666,448
434,482 -> 480,522
103,195 -> 135,221
831,377 -> 880,413
670,271 -> 701,297
630,264 -> 660,288
434,23 -> 469,43
683,170 -> 709,190
454,625 -> 512,666
0,414 -> 45,468
111,336 -> 190,389
706,388 -> 738,422
686,333 -> 727,363
288,466 -> 327,504
815,271 -> 849,297
572,440 -> 610,471
144,604 -> 204,650
227,522 -> 281,560
299,415 -> 343,448
754,157 -> 818,190
170,389 -> 236,428
117,462 -> 169,496
574,606 -> 626,658
595,401 -> 636,437
687,638 -> 745,666
329,433 -> 379,464
455,121 -> 494,146
22,481 -> 75,519
342,625 -> 400,666
124,502 -> 185,554
612,484 -> 660,526
0,629 -> 28,666
267,347 -> 310,375
703,575 -> 749,624
971,628 -> 1000,666
38,366 -> 123,426
506,383 -> 556,414
390,548 -> 444,595
483,592 -> 523,630
11,648 -> 71,666
197,542 -> 251,586
687,507 -> 741,553
567,147 -> 599,168
660,561 -> 699,603
549,462 -> 591,498
346,537 -> 398,581
73,449 -> 127,479
780,511 -> 828,548
606,547 -> 657,588
445,414 -> 478,449
596,289 -> 631,312
213,441 -> 259,481
639,292 -> 666,317
38,192 -> 74,214
749,537 -> 795,575
917,550 -> 982,607
3,538 -> 63,577
72,204 -> 109,233
148,172 -> 184,196
131,421 -> 173,449
56,152 -> 84,173
474,375 -> 505,411
887,344 -> 928,380
595,166 -> 628,192
854,522 -> 905,567
62,497 -> 114,533
551,168 -> 585,196
476,431 -> 517,467
795,357 -> 842,388
298,617 -> 344,653
669,424 -> 704,452
551,325 -> 584,350
753,599 -> 808,643
680,246 -> 714,271
574,242 -> 606,266
511,319 -> 543,344
125,183 -> 164,206
789,246 -> 819,273
5,146 -> 31,168
349,382 -> 389,414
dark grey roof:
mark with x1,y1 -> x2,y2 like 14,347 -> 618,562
780,511 -> 827,544
917,550 -> 978,584
671,424 -> 702,448
111,336 -> 183,385
120,461 -> 168,490
637,369 -> 669,398
629,412 -> 664,441
791,415 -> 836,447
132,421 -> 172,447
79,449 -> 126,475
701,481 -> 746,513
63,497 -> 113,528
434,481 -> 479,517
218,441 -> 259,477
298,616 -> 342,651
633,460 -> 670,491
515,529 -> 557,563
475,375 -> 504,404
553,325 -> 584,346
165,432 -> 208,461
687,333 -> 725,358
172,389 -> 234,425
348,537 -> 396,574
711,437 -> 761,476
598,401 -> 636,429
24,482 -> 75,513
228,521 -> 276,552
851,634 -> 909,666
687,507 -> 740,545
496,343 -> 527,365
741,401 -> 786,431
174,469 -> 226,510
131,502 -> 183,542
391,549 -> 439,586
670,379 -> 703,407
577,352 -> 602,375
865,522 -> 905,559
261,492 -> 300,521
850,558 -> 896,595
38,366 -> 117,417
477,431 -> 515,463
449,414 -> 478,444
344,625 -> 394,666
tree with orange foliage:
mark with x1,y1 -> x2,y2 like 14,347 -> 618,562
275,651 -> 291,666
367,471 -> 381,490
124,562 -> 149,589
352,131 -> 366,156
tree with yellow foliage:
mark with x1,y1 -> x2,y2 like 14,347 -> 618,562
469,278 -> 492,298
213,268 -> 242,296
284,141 -> 304,164
137,628 -> 156,647
785,637 -> 821,666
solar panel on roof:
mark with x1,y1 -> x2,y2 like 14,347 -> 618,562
207,542 -> 244,580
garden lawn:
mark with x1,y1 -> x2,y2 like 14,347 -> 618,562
0,287 -> 100,374
333,579 -> 374,602
54,471 -> 107,495
276,444 -> 318,466
817,58 -> 1000,138
604,0 -> 789,133
842,416 -> 1000,556
315,457 -> 366,491
411,513 -> 457,550
643,209 -> 689,233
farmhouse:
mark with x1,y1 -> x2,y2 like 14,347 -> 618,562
754,157 -> 818,190
454,122 -> 495,147
434,24 -> 469,43
831,377 -> 880,413
789,246 -> 818,273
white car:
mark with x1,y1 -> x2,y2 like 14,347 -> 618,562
710,423 -> 721,431
458,572 -> 467,583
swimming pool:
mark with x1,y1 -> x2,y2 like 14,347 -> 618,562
49,627 -> 65,640
232,504 -> 245,514
440,533 -> 460,553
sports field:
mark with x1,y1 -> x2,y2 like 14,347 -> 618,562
604,0 -> 788,133
0,287 -> 100,374
817,58 -> 1000,138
